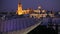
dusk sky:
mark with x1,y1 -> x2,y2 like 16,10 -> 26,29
0,0 -> 60,12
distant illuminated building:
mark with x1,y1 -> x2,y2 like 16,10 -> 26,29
58,12 -> 60,14
42,10 -> 46,14
16,1 -> 48,18
38,6 -> 41,14
49,11 -> 55,17
16,3 -> 23,15
16,2 -> 30,15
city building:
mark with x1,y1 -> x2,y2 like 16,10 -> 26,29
16,1 -> 55,18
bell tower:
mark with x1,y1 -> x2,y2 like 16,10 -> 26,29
16,0 -> 23,15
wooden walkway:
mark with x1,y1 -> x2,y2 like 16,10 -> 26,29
2,21 -> 41,34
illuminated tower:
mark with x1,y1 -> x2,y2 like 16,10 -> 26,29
38,6 -> 42,10
37,6 -> 42,14
16,0 -> 23,15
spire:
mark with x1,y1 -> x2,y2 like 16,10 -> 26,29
16,0 -> 23,15
18,0 -> 21,4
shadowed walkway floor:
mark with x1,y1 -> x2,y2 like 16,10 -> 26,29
28,25 -> 57,34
